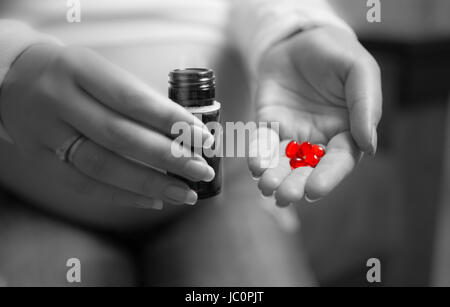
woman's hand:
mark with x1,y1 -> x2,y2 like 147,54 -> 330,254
0,43 -> 215,209
248,26 -> 382,206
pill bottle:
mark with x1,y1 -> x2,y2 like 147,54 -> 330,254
168,68 -> 222,199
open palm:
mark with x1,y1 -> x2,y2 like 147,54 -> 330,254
248,26 -> 382,206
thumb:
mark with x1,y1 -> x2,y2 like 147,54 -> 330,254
345,56 -> 382,155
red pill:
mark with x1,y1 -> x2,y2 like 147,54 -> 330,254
287,140 -> 325,169
286,141 -> 300,158
298,141 -> 312,157
303,154 -> 320,167
290,158 -> 309,169
311,144 -> 325,158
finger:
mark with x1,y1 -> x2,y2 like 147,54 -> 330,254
274,166 -> 314,207
345,55 -> 382,155
61,90 -> 215,182
54,156 -> 165,210
71,139 -> 198,205
248,126 -> 280,178
72,48 -> 214,147
257,140 -> 291,197
304,131 -> 361,201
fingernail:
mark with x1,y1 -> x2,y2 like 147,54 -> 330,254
163,185 -> 197,205
370,126 -> 377,156
261,192 -> 273,199
275,200 -> 291,207
305,194 -> 321,203
191,125 -> 214,149
184,160 -> 215,182
251,174 -> 261,181
134,197 -> 164,210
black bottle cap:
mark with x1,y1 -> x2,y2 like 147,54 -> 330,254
169,68 -> 215,107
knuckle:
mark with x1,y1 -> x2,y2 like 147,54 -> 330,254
52,46 -> 92,74
53,47 -> 77,70
63,46 -> 90,61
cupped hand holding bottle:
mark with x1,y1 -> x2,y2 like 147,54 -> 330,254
0,44 -> 216,208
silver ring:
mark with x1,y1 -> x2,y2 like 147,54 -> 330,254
55,135 -> 86,163
67,136 -> 87,164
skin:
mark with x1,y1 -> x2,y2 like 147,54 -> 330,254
248,26 -> 382,206
0,26 -> 382,214
0,43 -> 216,210
0,24 -> 382,286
